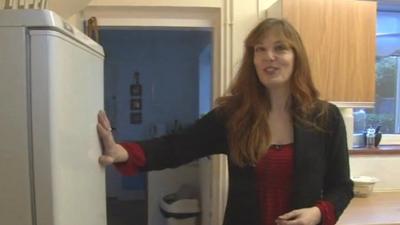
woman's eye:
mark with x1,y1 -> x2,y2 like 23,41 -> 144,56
254,46 -> 265,52
275,45 -> 288,51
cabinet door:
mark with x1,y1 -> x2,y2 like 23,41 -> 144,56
351,0 -> 376,103
282,0 -> 376,102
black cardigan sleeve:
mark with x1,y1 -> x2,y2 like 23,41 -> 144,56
137,109 -> 228,171
323,104 -> 354,218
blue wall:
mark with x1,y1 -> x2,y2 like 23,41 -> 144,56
199,44 -> 212,117
100,29 -> 212,191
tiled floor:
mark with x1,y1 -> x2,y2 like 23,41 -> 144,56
107,198 -> 146,225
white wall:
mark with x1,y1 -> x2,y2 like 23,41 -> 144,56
231,0 -> 261,74
350,155 -> 400,191
67,12 -> 84,31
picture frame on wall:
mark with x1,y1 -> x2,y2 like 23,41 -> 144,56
130,112 -> 142,124
130,84 -> 142,96
130,99 -> 142,110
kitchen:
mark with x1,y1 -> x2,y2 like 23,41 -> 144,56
0,0 -> 399,225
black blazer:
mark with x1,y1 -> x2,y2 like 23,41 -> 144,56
138,102 -> 353,225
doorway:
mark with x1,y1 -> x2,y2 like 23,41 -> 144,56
99,27 -> 212,225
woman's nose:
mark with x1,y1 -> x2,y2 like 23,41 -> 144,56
264,50 -> 276,61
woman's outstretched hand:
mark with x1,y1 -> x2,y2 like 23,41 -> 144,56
97,110 -> 129,166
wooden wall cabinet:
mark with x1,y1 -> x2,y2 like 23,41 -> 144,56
268,0 -> 377,103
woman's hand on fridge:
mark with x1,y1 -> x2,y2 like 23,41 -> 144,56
97,110 -> 129,166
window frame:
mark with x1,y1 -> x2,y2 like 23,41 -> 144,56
372,10 -> 400,145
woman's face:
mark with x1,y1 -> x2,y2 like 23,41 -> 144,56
253,33 -> 295,89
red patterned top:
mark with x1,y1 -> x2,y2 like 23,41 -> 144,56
256,143 -> 295,225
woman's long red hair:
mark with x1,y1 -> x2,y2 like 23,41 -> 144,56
216,18 -> 328,167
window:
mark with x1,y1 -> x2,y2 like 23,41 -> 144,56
353,10 -> 400,146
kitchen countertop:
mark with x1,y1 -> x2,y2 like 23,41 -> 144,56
337,192 -> 400,225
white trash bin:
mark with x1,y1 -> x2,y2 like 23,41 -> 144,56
160,192 -> 200,225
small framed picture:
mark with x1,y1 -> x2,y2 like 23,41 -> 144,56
130,84 -> 142,96
130,99 -> 142,110
130,112 -> 142,124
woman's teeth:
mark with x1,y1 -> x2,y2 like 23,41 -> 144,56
265,67 -> 278,73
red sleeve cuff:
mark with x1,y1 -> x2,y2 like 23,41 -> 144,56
113,142 -> 146,176
315,200 -> 336,225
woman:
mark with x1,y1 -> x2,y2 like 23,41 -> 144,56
97,18 -> 353,225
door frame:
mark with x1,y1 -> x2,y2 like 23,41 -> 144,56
83,5 -> 229,225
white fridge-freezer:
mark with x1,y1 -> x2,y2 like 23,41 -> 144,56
0,10 -> 106,225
